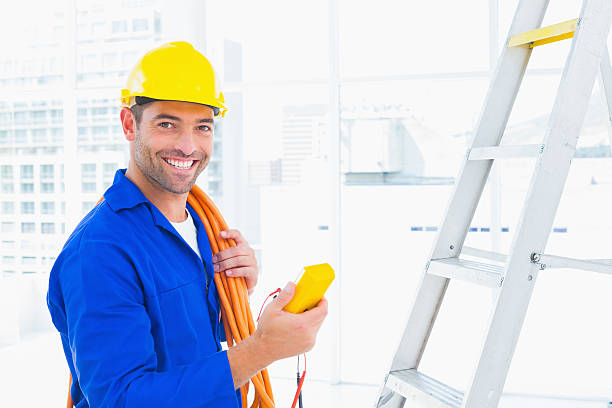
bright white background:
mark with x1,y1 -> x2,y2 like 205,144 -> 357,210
1,0 -> 611,407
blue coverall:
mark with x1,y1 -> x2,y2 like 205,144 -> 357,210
47,169 -> 241,407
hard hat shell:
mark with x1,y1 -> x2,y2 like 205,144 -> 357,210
120,41 -> 227,117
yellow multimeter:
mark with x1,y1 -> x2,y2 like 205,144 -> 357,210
283,263 -> 335,314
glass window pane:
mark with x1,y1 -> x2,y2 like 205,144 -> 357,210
1,165 -> 13,179
1,201 -> 14,214
81,163 -> 96,179
20,183 -> 34,193
20,202 -> 34,214
20,165 -> 33,179
41,201 -> 55,214
340,0 -> 489,77
41,182 -> 54,194
40,164 -> 54,179
21,222 -> 35,233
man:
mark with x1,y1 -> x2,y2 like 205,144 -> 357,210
47,41 -> 328,407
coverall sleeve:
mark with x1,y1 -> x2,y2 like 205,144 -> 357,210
60,237 -> 238,408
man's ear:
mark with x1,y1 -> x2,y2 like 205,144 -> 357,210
120,107 -> 137,141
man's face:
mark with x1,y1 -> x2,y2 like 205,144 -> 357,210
131,100 -> 214,194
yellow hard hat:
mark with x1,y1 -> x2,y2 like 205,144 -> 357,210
120,41 -> 227,117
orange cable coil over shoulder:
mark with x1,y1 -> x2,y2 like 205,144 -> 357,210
67,188 -> 275,408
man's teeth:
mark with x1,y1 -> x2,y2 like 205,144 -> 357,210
165,158 -> 194,169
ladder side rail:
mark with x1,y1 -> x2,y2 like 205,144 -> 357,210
384,0 -> 551,378
597,45 -> 612,147
462,2 -> 612,407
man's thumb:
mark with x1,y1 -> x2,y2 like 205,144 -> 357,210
273,282 -> 296,309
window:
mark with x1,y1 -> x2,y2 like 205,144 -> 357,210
1,222 -> 14,233
77,108 -> 88,123
41,182 -> 54,193
2,183 -> 14,193
20,240 -> 34,250
133,18 -> 149,32
21,222 -> 35,233
92,126 -> 109,140
20,183 -> 34,193
103,162 -> 117,178
82,201 -> 95,213
20,165 -> 33,179
0,165 -> 12,179
81,163 -> 96,179
14,111 -> 27,125
0,112 -> 10,124
41,223 -> 55,234
102,52 -> 118,67
0,130 -> 8,144
91,107 -> 108,116
51,128 -> 63,143
50,109 -> 63,123
61,201 -> 66,215
112,20 -> 127,34
78,127 -> 88,141
41,201 -> 55,214
14,129 -> 27,144
32,129 -> 47,143
82,182 -> 96,193
20,202 -> 34,214
1,240 -> 15,249
40,164 -> 54,179
21,256 -> 36,265
2,256 -> 15,265
1,201 -> 14,214
32,110 -> 46,123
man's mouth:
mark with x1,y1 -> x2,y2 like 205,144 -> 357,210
163,157 -> 198,170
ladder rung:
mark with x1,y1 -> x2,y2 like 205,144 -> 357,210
386,369 -> 463,408
428,258 -> 504,288
468,144 -> 541,160
508,18 -> 579,48
538,254 -> 612,275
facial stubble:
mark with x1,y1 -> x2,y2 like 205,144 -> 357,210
133,129 -> 208,194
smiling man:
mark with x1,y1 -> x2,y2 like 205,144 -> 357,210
47,42 -> 328,408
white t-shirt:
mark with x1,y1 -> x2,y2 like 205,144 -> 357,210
170,209 -> 202,259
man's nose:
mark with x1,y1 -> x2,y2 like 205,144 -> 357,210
174,131 -> 197,157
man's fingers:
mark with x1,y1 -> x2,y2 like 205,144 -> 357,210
269,282 -> 296,310
212,244 -> 254,263
219,229 -> 245,245
300,297 -> 328,323
213,255 -> 252,272
224,266 -> 256,282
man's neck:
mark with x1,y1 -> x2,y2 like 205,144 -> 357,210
125,164 -> 188,223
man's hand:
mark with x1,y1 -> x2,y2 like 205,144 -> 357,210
212,229 -> 259,295
255,282 -> 328,361
226,282 -> 328,389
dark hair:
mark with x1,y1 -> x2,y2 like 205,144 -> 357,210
129,96 -> 156,128
129,96 -> 219,127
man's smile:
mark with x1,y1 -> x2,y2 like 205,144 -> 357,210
162,157 -> 199,171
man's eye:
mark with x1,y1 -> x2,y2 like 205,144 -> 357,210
159,122 -> 173,129
198,125 -> 211,132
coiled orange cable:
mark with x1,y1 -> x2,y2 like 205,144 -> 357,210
66,186 -> 274,407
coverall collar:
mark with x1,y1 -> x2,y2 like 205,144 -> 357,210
104,168 -> 191,234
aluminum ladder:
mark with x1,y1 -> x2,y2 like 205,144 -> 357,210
376,0 -> 612,407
